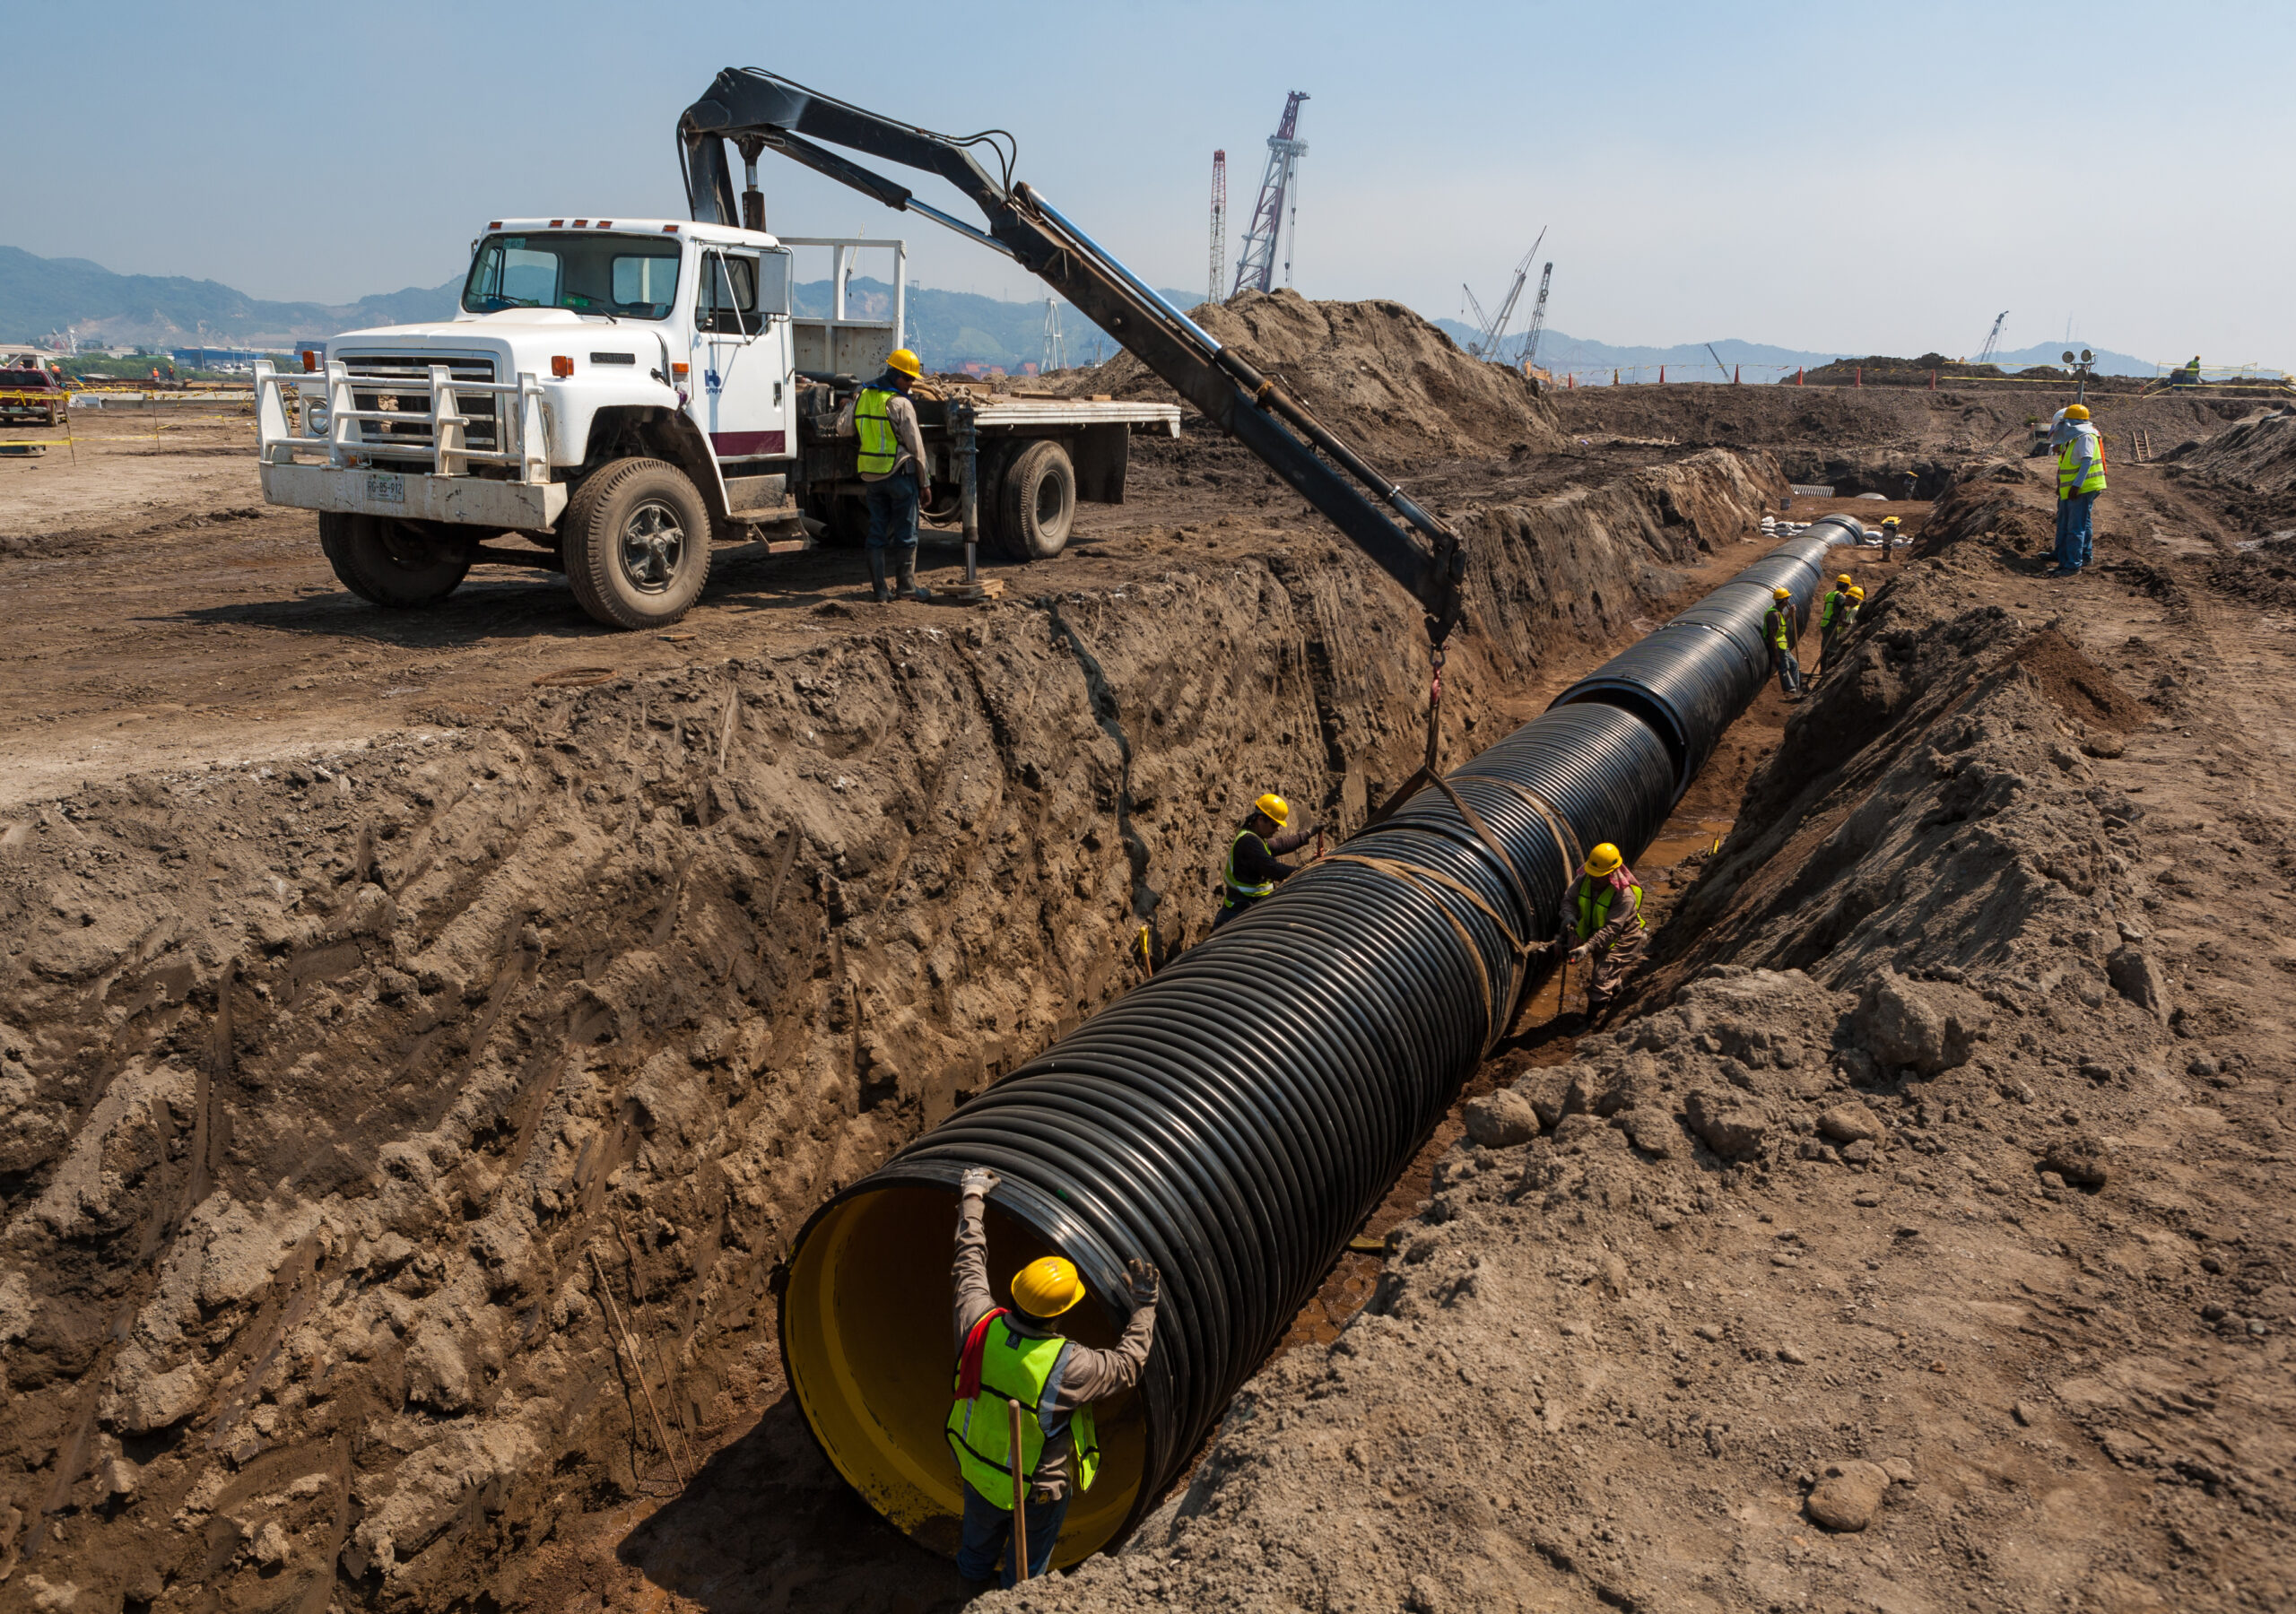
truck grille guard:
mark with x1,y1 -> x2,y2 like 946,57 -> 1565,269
255,358 -> 552,482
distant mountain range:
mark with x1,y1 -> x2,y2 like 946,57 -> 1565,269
0,244 -> 1182,372
4,241 -> 2190,379
1431,318 -> 2163,380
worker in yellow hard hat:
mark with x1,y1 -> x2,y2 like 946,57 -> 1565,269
1548,842 -> 1646,1024
1814,574 -> 1855,683
1213,791 -> 1318,930
1818,577 -> 1866,682
1879,514 -> 1903,563
835,346 -> 934,603
2052,401 -> 2106,577
949,1167 -> 1159,1589
1762,586 -> 1804,702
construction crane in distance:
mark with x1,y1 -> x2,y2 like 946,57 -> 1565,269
1231,91 -> 1308,297
1976,310 -> 2009,367
1042,297 -> 1066,373
1518,261 -> 1553,370
1461,227 -> 1545,360
1208,150 -> 1227,307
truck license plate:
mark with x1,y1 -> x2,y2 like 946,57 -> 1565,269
365,472 -> 405,505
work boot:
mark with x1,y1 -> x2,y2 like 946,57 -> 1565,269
865,548 -> 891,604
896,544 -> 931,603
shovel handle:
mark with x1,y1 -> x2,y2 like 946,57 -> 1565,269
1008,1396 -> 1030,1581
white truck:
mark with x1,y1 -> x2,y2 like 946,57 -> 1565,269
254,224 -> 1177,628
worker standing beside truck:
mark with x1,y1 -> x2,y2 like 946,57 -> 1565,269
835,347 -> 935,603
948,1167 -> 1158,1590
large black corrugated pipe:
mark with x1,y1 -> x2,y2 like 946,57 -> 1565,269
778,537 -> 1824,1566
1545,521 -> 1856,791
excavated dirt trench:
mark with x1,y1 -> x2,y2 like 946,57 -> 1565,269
0,412 -> 1791,1610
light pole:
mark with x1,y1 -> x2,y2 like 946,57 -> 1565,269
2062,347 -> 2095,404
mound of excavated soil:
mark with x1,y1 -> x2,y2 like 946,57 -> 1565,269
2165,406 -> 2296,502
1054,289 -> 1568,464
1551,384 -> 2258,498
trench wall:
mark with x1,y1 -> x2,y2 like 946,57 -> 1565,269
0,450 -> 1782,1610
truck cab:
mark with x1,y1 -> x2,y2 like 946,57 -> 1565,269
255,220 -> 1176,628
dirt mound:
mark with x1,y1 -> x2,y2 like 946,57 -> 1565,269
2008,628 -> 2152,733
2166,406 -> 2296,498
1552,385 -> 2261,500
1053,289 -> 1568,464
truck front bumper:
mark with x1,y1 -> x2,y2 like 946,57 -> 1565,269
258,463 -> 569,531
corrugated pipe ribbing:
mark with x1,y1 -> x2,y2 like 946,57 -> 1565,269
778,527 -> 1854,1566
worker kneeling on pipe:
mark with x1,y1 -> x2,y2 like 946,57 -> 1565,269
1213,792 -> 1318,930
947,1167 -> 1160,1589
1549,842 -> 1646,1025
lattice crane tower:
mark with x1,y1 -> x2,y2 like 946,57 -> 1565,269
1209,150 -> 1227,307
1231,91 -> 1309,298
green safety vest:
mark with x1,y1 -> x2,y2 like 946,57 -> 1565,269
1224,829 -> 1274,902
945,1319 -> 1100,1506
855,386 -> 901,476
2057,430 -> 2107,499
1819,588 -> 1847,631
1763,604 -> 1794,652
1836,602 -> 1860,635
1573,874 -> 1645,941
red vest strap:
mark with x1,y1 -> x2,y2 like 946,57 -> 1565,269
954,1308 -> 1008,1401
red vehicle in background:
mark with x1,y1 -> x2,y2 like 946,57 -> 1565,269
0,353 -> 69,426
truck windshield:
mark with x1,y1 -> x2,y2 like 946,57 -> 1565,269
463,233 -> 682,318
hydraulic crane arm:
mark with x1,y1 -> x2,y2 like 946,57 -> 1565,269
677,67 -> 1467,646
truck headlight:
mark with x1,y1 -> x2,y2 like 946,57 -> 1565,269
306,404 -> 331,437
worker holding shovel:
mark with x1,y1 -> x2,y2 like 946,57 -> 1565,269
946,1167 -> 1160,1590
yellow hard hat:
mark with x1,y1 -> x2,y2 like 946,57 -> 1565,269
2065,403 -> 2090,421
1254,793 -> 1290,827
1584,842 -> 1622,877
886,348 -> 923,379
1772,586 -> 1792,600
1012,1255 -> 1085,1319
1848,585 -> 1866,599
1836,574 -> 1852,586
1882,516 -> 1900,525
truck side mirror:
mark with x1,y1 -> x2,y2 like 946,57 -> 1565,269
756,250 -> 793,320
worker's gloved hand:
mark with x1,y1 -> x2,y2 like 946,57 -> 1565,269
1125,1258 -> 1161,1309
1570,943 -> 1594,965
960,1167 -> 1001,1201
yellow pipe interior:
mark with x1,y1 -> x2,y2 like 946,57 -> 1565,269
782,1184 -> 1148,1567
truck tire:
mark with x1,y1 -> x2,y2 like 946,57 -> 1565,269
318,512 -> 471,607
563,458 -> 712,629
993,438 -> 1077,561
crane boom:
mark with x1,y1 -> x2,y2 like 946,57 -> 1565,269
1976,310 -> 2009,367
1519,263 -> 1552,369
678,68 -> 1465,646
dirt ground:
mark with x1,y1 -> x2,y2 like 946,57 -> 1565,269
4,308 -> 2291,1614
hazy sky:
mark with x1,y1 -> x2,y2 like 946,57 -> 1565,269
12,0 -> 2290,366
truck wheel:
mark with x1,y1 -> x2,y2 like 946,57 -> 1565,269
993,438 -> 1076,561
318,513 -> 471,607
563,458 -> 712,629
